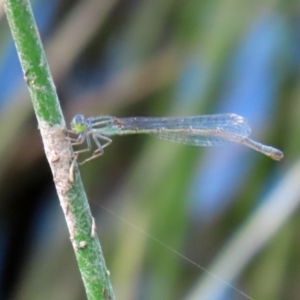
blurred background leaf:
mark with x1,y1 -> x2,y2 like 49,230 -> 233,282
0,0 -> 298,299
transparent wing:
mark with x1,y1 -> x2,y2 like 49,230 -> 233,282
150,131 -> 230,146
140,113 -> 252,146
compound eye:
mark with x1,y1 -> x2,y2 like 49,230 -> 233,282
71,114 -> 86,133
74,114 -> 85,125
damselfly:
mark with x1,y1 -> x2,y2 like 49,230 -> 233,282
68,113 -> 283,164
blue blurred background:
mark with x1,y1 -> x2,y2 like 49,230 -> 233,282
0,0 -> 298,299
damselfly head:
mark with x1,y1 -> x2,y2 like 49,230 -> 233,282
71,114 -> 87,133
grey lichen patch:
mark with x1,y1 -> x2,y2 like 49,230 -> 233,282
39,120 -> 75,232
78,241 -> 87,249
91,216 -> 97,237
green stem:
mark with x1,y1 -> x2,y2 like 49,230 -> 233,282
3,0 -> 114,299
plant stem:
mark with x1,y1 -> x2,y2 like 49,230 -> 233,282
3,0 -> 114,299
